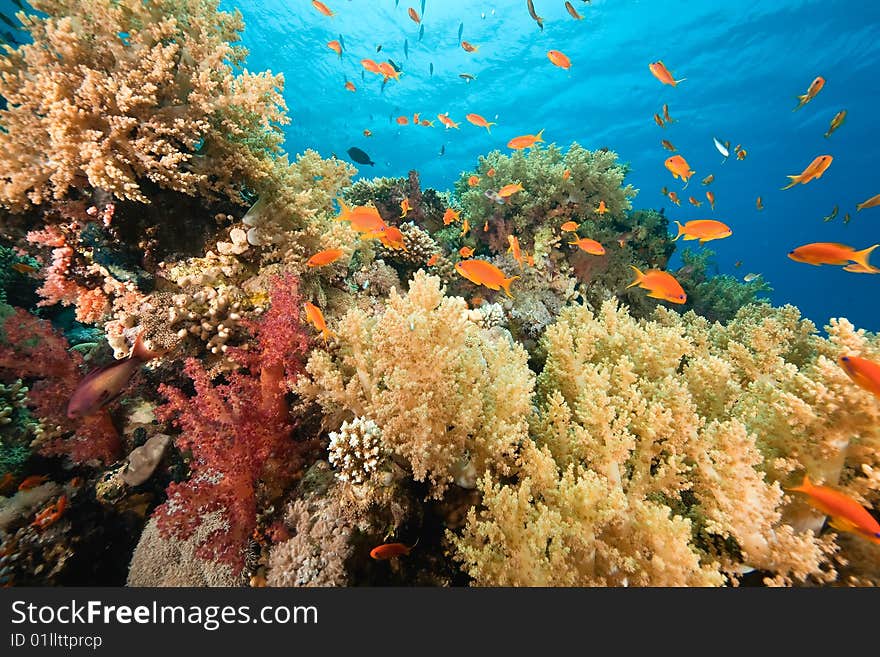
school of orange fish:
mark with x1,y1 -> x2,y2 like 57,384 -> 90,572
306,0 -> 880,557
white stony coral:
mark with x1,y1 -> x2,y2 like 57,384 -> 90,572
327,417 -> 386,485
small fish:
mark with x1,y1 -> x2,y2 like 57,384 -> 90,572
312,0 -> 335,17
419,24 -> 424,41
459,73 -> 476,82
824,110 -> 847,138
781,155 -> 833,190
346,147 -> 375,166
412,112 -> 421,124
498,183 -> 524,198
673,219 -> 732,244
736,148 -> 747,160
562,169 -> 571,181
327,40 -> 343,57
437,112 -> 460,129
335,198 -> 387,233
458,22 -> 464,42
508,235 -> 524,267
787,474 -> 880,544
439,144 -> 446,156
361,58 -> 382,74
508,129 -> 545,150
561,221 -> 579,232
547,50 -> 571,70
421,0 -> 426,15
856,193 -> 880,212
788,242 -> 878,268
304,302 -> 336,341
396,115 -> 409,125
459,246 -> 475,258
460,218 -> 470,236
67,331 -> 162,418
665,155 -> 695,188
344,80 -> 356,92
823,205 -> 839,222
404,39 -> 409,59
18,475 -> 49,491
702,174 -> 715,186
483,221 -> 489,232
377,62 -> 401,81
31,494 -> 67,530
306,249 -> 345,267
400,198 -> 411,216
461,40 -> 479,53
706,190 -> 715,210
668,191 -> 681,206
661,139 -> 676,152
427,253 -> 440,266
756,196 -> 764,211
743,273 -> 760,282
793,76 -> 825,112
733,261 -> 743,268
688,196 -> 702,207
648,61 -> 686,87
443,208 -> 461,225
484,190 -> 505,205
10,262 -> 36,274
662,103 -> 675,124
376,44 -> 383,53
526,0 -> 544,30
654,113 -> 665,128
466,113 -> 496,133
569,237 -> 606,255
363,129 -> 372,137
377,225 -> 406,250
408,7 -> 421,23
371,541 -> 418,560
429,62 -> 434,76
627,266 -> 687,304
487,168 -> 496,177
713,137 -> 729,162
338,33 -> 346,50
455,259 -> 520,297
468,175 -> 480,187
565,1 -> 584,19
843,212 -> 852,225
421,119 -> 434,127
595,200 -> 608,214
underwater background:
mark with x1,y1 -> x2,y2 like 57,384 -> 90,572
1,0 -> 879,588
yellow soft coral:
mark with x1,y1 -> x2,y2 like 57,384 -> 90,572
296,271 -> 534,497
0,0 -> 288,211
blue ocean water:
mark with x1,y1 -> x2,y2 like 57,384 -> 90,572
229,0 -> 880,330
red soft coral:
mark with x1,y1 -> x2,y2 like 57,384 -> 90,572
154,274 -> 312,571
0,306 -> 120,464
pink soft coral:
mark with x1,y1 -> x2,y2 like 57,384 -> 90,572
154,274 -> 312,571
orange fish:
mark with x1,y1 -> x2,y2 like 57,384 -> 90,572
562,169 -> 571,181
565,1 -> 584,20
856,193 -> 880,212
649,61 -> 686,87
18,475 -> 49,491
344,81 -> 356,92
312,0 -> 335,17
426,253 -> 440,266
781,155 -> 833,190
371,540 -> 418,560
654,113 -> 665,128
396,116 -> 409,125
461,40 -> 479,53
413,112 -> 420,124
665,155 -> 695,188
595,200 -> 608,215
306,248 -> 345,267
466,113 -> 496,133
31,494 -> 67,530
377,62 -> 401,81
688,196 -> 702,207
361,58 -> 382,75
498,183 -> 524,198
569,238 -> 606,255
327,40 -> 342,57
661,139 -> 676,152
420,119 -> 434,127
787,242 -> 878,268
736,148 -> 747,160
443,208 -> 461,225
793,76 -> 825,112
706,190 -> 715,210
378,225 -> 406,250
560,221 -> 579,232
438,112 -> 460,129
662,103 -> 675,124
668,191 -> 681,206
336,198 -> 387,234
468,175 -> 480,187
10,262 -> 36,274
547,50 -> 571,70
455,259 -> 519,298
400,199 -> 411,217
483,220 -> 489,232
756,196 -> 764,211
787,474 -> 880,544
486,168 -> 496,177
407,7 -> 421,23
304,302 -> 336,341
459,246 -> 475,258
702,174 -> 714,186
627,266 -> 686,304
508,129 -> 545,150
526,254 -> 535,267
363,129 -> 372,137
673,219 -> 732,244
838,355 -> 880,398
507,235 -> 524,267
460,218 -> 470,236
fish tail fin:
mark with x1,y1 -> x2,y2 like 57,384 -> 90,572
131,329 -> 163,362
675,77 -> 687,85
682,177 -> 690,191
856,202 -> 866,212
535,128 -> 545,143
485,122 -> 495,134
627,265 -> 644,289
853,244 -> 879,270
673,221 -> 684,241
335,197 -> 351,220
780,176 -> 799,191
786,473 -> 811,493
501,276 -> 520,298
792,95 -> 807,111
322,327 -> 338,342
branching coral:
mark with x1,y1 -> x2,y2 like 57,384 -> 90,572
0,0 -> 289,211
296,271 -> 534,497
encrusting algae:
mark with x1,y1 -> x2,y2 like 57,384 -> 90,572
0,0 -> 877,589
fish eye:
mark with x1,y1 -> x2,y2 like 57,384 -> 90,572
841,356 -> 849,362
678,294 -> 685,299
